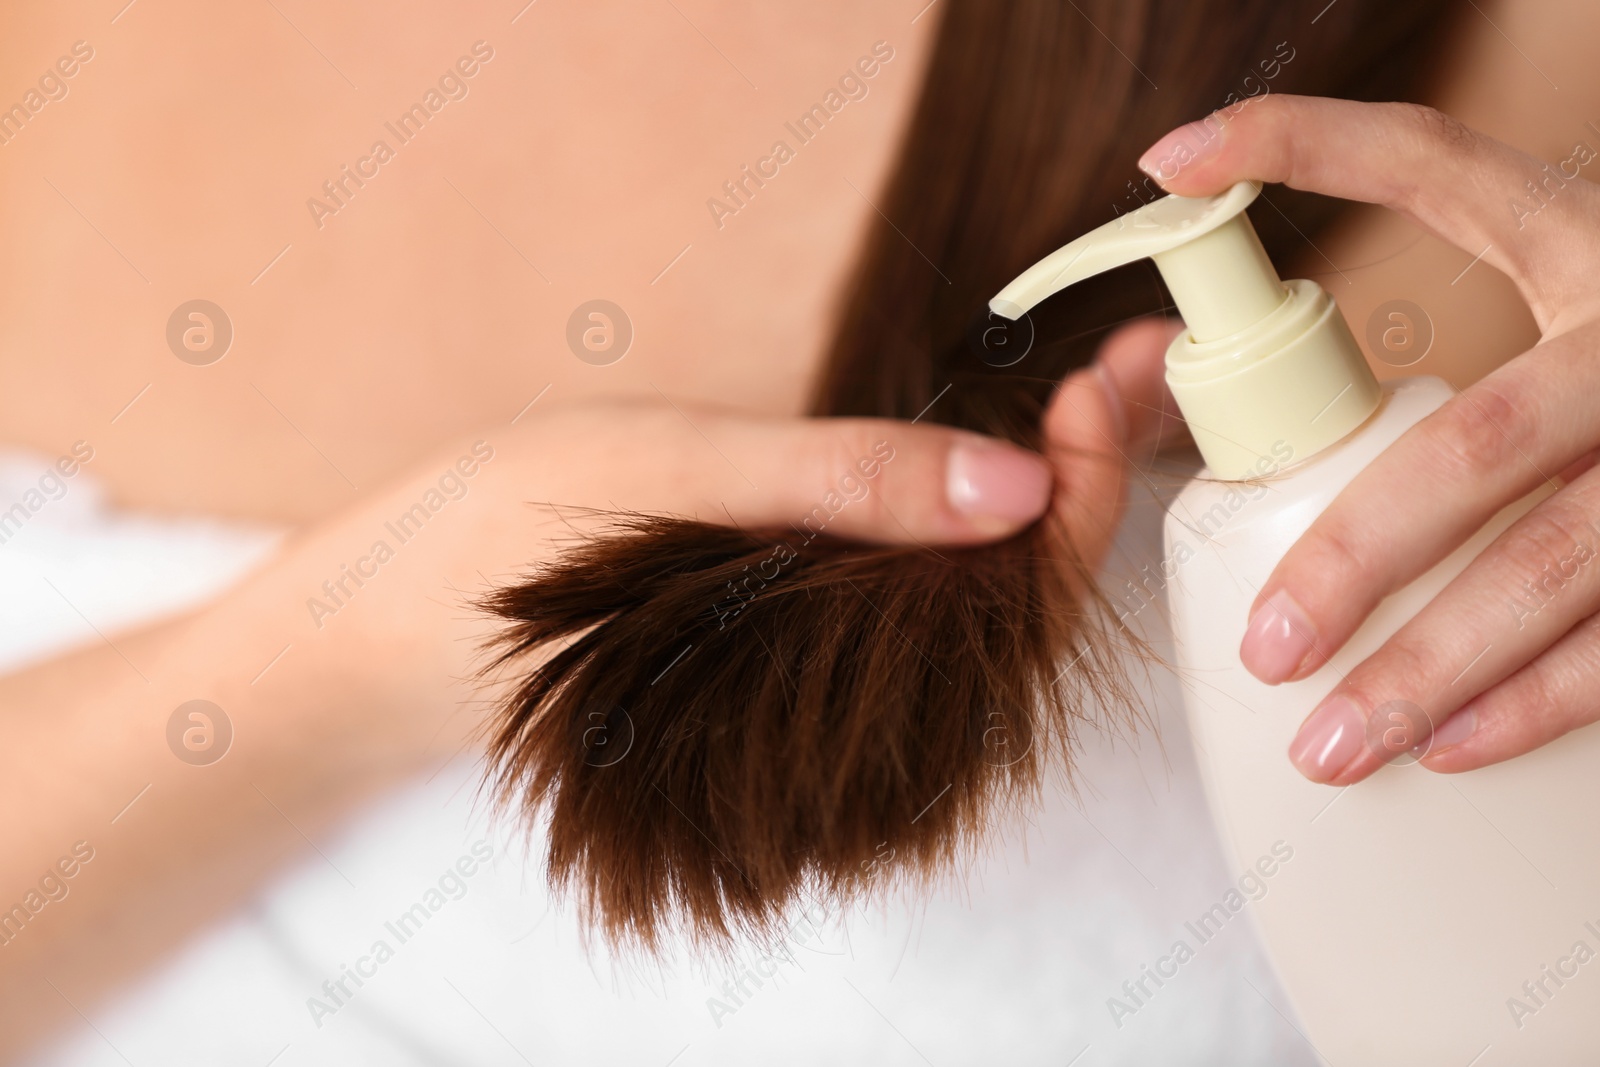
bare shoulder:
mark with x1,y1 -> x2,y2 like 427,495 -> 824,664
0,1 -> 936,522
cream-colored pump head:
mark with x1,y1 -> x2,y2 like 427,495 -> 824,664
990,181 -> 1380,479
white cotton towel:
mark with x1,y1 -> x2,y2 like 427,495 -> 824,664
8,457 -> 1312,1067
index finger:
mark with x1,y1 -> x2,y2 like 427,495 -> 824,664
1138,94 -> 1600,331
1135,97 -> 1600,686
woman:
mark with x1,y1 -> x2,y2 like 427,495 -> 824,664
3,0 -> 1597,1060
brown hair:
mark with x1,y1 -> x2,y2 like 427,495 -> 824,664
481,0 -> 1458,952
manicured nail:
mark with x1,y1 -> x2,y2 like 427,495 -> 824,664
946,437 -> 1052,532
1240,590 -> 1318,684
1137,120 -> 1222,182
1288,695 -> 1366,782
1426,706 -> 1476,752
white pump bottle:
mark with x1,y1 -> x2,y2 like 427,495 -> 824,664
992,182 -> 1600,1063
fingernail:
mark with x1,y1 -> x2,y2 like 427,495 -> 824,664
1137,119 -> 1222,182
1288,695 -> 1366,782
1426,706 -> 1476,752
946,438 -> 1052,532
1240,590 -> 1318,684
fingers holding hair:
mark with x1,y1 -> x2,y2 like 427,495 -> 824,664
634,410 -> 1054,546
628,317 -> 1186,557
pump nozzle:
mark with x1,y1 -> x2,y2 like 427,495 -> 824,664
991,181 -> 1380,478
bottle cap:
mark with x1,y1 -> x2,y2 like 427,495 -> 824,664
991,181 -> 1380,478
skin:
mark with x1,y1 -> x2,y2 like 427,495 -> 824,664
0,0 -> 1590,1055
1144,90 -> 1600,786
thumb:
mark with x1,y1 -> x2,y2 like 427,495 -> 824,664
633,409 -> 1056,546
1094,316 -> 1189,462
1041,317 -> 1187,565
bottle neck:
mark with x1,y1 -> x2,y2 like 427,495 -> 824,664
1163,279 -> 1382,480
1151,215 -> 1286,342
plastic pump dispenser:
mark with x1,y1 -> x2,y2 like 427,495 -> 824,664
991,180 -> 1380,477
993,183 -> 1600,1062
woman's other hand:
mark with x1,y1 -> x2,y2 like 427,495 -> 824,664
504,341 -> 1177,564
1138,94 -> 1600,784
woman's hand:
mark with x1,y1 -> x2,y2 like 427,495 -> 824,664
506,335 -> 1177,564
0,371 -> 1178,1055
1137,94 -> 1600,784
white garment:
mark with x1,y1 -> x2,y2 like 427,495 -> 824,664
5,450 -> 1313,1067
0,450 -> 281,676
